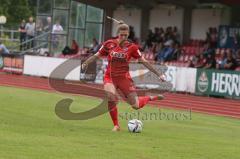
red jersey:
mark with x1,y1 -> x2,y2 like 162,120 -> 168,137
98,39 -> 142,78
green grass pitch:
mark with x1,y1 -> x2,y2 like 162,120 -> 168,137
0,86 -> 240,159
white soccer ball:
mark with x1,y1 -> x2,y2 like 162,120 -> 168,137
128,119 -> 143,133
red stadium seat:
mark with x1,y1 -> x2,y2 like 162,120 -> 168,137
179,55 -> 184,62
149,53 -> 154,60
184,55 -> 189,62
189,55 -> 194,61
235,66 -> 240,71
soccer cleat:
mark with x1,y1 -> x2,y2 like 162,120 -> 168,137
149,94 -> 164,101
112,125 -> 120,132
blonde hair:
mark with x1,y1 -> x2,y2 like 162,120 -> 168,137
117,20 -> 129,33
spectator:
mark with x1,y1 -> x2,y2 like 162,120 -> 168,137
44,17 -> 52,33
210,27 -> 218,48
159,27 -> 165,41
151,27 -> 161,53
89,38 -> 100,54
143,29 -> 154,50
0,42 -> 10,55
204,51 -> 216,69
43,17 -> 52,48
236,49 -> 240,66
36,19 -> 43,36
224,49 -> 237,70
128,26 -> 136,42
152,27 -> 160,43
62,40 -> 79,56
52,19 -> 63,49
202,42 -> 214,56
52,19 -> 63,34
154,42 -> 163,61
71,40 -> 79,54
165,26 -> 173,41
171,43 -> 181,61
25,16 -> 35,49
233,32 -> 240,53
157,40 -> 175,62
189,52 -> 206,68
172,26 -> 180,44
216,50 -> 227,69
18,19 -> 26,51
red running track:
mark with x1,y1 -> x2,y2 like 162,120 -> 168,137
0,73 -> 240,119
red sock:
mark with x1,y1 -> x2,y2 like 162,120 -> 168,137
108,101 -> 119,126
138,96 -> 151,109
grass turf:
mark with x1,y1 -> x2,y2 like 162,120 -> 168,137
0,86 -> 240,159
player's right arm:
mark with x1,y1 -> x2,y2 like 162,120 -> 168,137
81,52 -> 101,70
81,42 -> 109,71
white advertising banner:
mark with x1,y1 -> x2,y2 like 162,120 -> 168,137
23,55 -> 81,81
175,67 -> 197,93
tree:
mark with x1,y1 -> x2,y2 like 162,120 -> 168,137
7,0 -> 32,27
0,0 -> 11,17
0,0 -> 34,28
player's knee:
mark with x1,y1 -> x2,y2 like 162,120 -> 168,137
107,94 -> 117,102
131,104 -> 139,110
108,100 -> 118,106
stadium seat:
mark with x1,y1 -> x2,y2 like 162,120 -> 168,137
149,53 -> 154,60
235,66 -> 240,71
179,55 -> 184,62
184,55 -> 189,62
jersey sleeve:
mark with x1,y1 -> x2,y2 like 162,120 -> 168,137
131,44 -> 142,59
98,43 -> 108,56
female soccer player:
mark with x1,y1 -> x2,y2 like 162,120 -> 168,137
82,21 -> 166,131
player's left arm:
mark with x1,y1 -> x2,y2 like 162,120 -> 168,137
138,56 -> 166,82
131,45 -> 166,81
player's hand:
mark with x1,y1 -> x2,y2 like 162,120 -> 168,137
81,62 -> 88,71
159,74 -> 167,82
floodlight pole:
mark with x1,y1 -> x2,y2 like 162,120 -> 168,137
0,15 -> 7,38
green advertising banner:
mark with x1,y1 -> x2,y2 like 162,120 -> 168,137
0,56 -> 3,69
196,69 -> 240,98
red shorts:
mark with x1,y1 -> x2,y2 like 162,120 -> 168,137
104,74 -> 136,96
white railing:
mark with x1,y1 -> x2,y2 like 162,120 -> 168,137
0,29 -> 20,42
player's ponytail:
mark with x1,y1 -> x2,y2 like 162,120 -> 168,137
106,16 -> 129,34
116,21 -> 129,34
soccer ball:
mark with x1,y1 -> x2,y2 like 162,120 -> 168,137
128,119 -> 143,133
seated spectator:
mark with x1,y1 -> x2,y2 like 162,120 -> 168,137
235,49 -> 240,66
128,26 -> 136,42
71,40 -> 79,54
152,27 -> 161,43
209,27 -> 218,48
156,40 -> 175,62
89,38 -> 100,54
224,49 -> 237,70
0,42 -> 10,55
171,43 -> 181,61
152,27 -> 162,53
143,29 -> 154,51
165,27 -> 173,41
202,42 -> 214,56
216,50 -> 227,69
203,51 -> 216,69
233,32 -> 240,53
154,42 -> 163,61
172,26 -> 180,43
189,52 -> 206,68
62,40 -> 79,56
